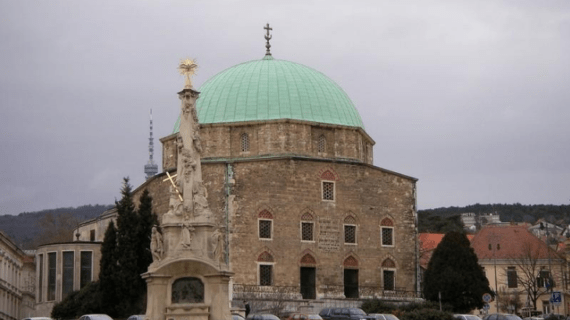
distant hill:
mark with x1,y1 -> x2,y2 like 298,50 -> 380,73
0,204 -> 113,249
418,203 -> 570,233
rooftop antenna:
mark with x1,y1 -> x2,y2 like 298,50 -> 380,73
144,108 -> 158,179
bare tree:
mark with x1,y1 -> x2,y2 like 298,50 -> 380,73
496,287 -> 523,314
507,240 -> 563,311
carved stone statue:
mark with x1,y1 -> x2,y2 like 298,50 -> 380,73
212,228 -> 225,264
151,226 -> 163,262
180,223 -> 194,249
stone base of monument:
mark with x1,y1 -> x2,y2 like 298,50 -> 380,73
143,222 -> 232,320
143,261 -> 233,320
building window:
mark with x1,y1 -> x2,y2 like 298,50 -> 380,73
258,210 -> 273,240
317,135 -> 326,153
507,267 -> 517,288
259,265 -> 273,286
241,133 -> 249,152
38,254 -> 43,302
80,251 -> 92,288
538,269 -> 552,288
381,227 -> 394,246
322,181 -> 335,201
301,222 -> 314,241
383,270 -> 395,291
90,230 -> 95,241
47,252 -> 56,301
172,277 -> 204,303
259,220 -> 272,239
62,251 -> 74,299
344,225 -> 356,244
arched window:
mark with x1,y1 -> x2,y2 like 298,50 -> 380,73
257,252 -> 274,286
317,135 -> 326,153
320,169 -> 337,201
301,211 -> 314,242
382,259 -> 396,291
171,277 -> 204,303
241,133 -> 249,152
258,210 -> 273,240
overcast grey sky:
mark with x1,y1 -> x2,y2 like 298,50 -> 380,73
1,0 -> 569,216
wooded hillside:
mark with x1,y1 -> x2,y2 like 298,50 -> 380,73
419,203 -> 570,233
0,204 -> 112,249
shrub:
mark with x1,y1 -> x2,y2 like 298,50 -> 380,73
361,300 -> 398,314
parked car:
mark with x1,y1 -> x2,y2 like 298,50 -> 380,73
454,315 -> 482,320
483,314 -> 523,320
320,308 -> 375,320
126,315 -> 145,320
286,313 -> 323,320
369,314 -> 400,320
21,318 -> 53,320
543,315 -> 564,320
247,314 -> 280,320
523,317 -> 544,320
319,309 -> 334,320
233,314 -> 246,320
78,315 -> 113,320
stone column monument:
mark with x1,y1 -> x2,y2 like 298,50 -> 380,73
143,59 -> 233,320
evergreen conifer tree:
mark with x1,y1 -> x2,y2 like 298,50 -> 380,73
114,177 -> 141,315
422,231 -> 492,313
99,220 -> 119,317
133,188 -> 158,310
136,189 -> 158,275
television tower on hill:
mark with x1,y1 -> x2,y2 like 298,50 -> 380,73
144,108 -> 158,180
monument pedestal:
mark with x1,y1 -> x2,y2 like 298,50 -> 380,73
143,261 -> 233,320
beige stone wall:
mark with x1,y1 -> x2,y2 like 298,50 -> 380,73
0,231 -> 27,320
74,212 -> 116,242
134,157 -> 417,294
34,242 -> 102,316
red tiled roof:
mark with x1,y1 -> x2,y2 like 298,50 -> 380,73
419,233 -> 475,269
471,225 -> 563,260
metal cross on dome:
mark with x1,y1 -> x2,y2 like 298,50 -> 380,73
264,23 -> 272,56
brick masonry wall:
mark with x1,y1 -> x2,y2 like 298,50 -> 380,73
162,121 -> 375,169
135,157 -> 417,293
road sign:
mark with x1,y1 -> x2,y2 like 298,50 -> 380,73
550,291 -> 562,305
483,293 -> 492,303
483,303 -> 490,311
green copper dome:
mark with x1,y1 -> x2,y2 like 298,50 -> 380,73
173,56 -> 364,133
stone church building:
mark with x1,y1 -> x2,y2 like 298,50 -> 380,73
37,42 -> 419,313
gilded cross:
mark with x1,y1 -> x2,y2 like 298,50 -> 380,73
264,23 -> 272,56
163,171 -> 183,201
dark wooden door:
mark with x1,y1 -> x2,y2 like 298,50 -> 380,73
300,267 -> 316,299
